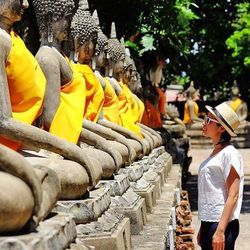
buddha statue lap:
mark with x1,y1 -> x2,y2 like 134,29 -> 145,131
1,144 -> 73,234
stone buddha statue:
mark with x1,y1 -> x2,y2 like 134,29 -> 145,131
227,81 -> 248,123
183,81 -> 203,129
103,22 -> 151,155
33,0 -> 121,180
68,0 -> 141,168
70,4 -> 148,159
0,0 -> 63,233
121,48 -> 163,148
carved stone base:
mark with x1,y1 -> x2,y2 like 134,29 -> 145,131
134,184 -> 156,213
143,171 -> 161,199
76,217 -> 131,250
113,197 -> 147,235
0,213 -> 76,250
96,175 -> 147,235
54,186 -> 112,224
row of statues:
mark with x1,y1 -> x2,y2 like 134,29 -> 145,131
0,0 -> 163,234
183,81 -> 248,128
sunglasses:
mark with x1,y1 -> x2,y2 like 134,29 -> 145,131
204,115 -> 220,125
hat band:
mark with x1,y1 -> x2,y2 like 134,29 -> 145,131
212,108 -> 234,133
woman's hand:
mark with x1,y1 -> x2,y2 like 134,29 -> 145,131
212,230 -> 225,250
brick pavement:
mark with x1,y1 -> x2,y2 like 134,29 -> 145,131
184,148 -> 250,250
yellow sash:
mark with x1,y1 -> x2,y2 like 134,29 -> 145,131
118,81 -> 143,138
49,59 -> 85,144
76,64 -> 104,123
103,77 -> 120,124
183,100 -> 199,124
229,98 -> 243,112
1,31 -> 46,150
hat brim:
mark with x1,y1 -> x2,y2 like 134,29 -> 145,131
205,105 -> 237,137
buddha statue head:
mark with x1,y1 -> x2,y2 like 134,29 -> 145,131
33,0 -> 75,45
185,81 -> 197,99
70,0 -> 98,64
122,48 -> 134,85
106,22 -> 125,79
0,0 -> 29,30
231,80 -> 240,97
92,10 -> 108,70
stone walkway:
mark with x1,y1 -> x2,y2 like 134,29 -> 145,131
183,148 -> 250,250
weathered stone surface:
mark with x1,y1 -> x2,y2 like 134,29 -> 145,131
0,213 -> 76,250
0,172 -> 34,233
119,164 -> 144,182
97,175 -> 147,235
132,164 -> 181,250
76,217 -> 131,250
54,186 -> 112,224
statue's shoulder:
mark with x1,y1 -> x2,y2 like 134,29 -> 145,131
36,46 -> 61,69
187,99 -> 195,106
0,28 -> 12,60
94,71 -> 106,89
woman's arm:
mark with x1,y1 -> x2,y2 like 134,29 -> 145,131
212,165 -> 240,250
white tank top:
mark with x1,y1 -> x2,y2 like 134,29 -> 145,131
198,145 -> 244,222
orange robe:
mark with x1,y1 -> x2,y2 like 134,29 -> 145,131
142,100 -> 162,129
0,31 -> 46,150
156,87 -> 166,114
49,58 -> 85,144
76,64 -> 104,123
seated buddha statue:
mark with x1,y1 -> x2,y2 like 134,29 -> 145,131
33,0 -> 120,179
0,0 -> 63,233
183,81 -> 203,129
69,0 -> 143,166
90,10 -> 137,162
227,81 -> 248,123
121,48 -> 162,148
102,23 -> 151,155
70,6 -> 148,159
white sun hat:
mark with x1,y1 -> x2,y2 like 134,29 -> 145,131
205,102 -> 240,137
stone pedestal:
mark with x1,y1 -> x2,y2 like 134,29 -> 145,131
232,122 -> 250,148
54,186 -> 112,224
134,184 -> 156,213
76,214 -> 131,250
96,174 -> 147,235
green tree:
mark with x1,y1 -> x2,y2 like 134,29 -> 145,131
226,3 -> 250,72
